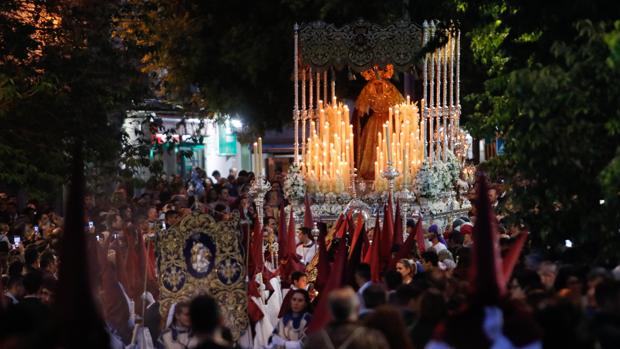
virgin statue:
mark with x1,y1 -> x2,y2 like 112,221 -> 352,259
353,65 -> 405,180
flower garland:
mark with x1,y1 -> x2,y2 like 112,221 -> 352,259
284,163 -> 306,202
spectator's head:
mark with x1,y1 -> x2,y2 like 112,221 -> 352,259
219,187 -> 230,201
40,250 -> 57,275
396,258 -> 416,281
406,220 -> 416,235
213,204 -> 229,222
24,247 -> 40,269
297,227 -> 313,244
595,280 -> 620,313
538,261 -> 558,291
264,216 -> 277,232
174,301 -> 192,328
488,186 -> 499,204
395,284 -> 424,311
190,294 -> 222,335
212,170 -> 221,181
383,270 -> 403,291
108,213 -> 124,231
419,288 -> 447,323
355,263 -> 371,287
363,305 -> 413,349
328,287 -> 359,322
147,206 -> 158,221
8,260 -> 23,278
165,210 -> 181,226
23,270 -> 43,296
421,251 -> 439,270
41,276 -> 57,305
290,289 -> 312,314
291,271 -> 308,290
362,284 -> 387,310
206,189 -> 218,203
6,275 -> 24,298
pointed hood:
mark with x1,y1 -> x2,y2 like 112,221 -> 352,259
368,211 -> 383,282
415,217 -> 426,255
286,208 -> 297,259
278,203 -> 287,259
307,237 -> 348,333
54,144 -> 108,349
249,216 -> 264,277
393,216 -> 423,264
469,173 -> 506,305
381,197 -> 394,268
502,231 -> 528,281
393,200 -> 404,251
314,222 -> 330,292
345,214 -> 366,288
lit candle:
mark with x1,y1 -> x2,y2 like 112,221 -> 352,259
403,145 -> 409,187
258,137 -> 263,176
253,142 -> 258,174
385,123 -> 392,163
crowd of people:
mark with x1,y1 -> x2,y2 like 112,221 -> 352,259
1,167 -> 620,349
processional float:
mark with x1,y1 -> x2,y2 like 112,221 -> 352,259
275,19 -> 472,227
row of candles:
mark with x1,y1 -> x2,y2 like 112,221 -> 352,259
303,99 -> 354,193
253,97 -> 458,194
374,98 -> 425,191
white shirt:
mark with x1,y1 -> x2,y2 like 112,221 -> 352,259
432,241 -> 448,254
357,281 -> 372,309
296,241 -> 317,265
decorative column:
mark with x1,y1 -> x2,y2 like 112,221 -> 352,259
422,20 -> 429,161
323,70 -> 328,104
443,41 -> 448,161
309,67 -> 314,117
301,67 -> 307,166
316,71 -> 321,116
435,33 -> 441,162
428,21 -> 435,164
331,68 -> 336,100
294,23 -> 300,164
449,33 -> 455,151
456,30 -> 461,133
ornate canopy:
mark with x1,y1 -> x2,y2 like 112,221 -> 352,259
298,19 -> 423,73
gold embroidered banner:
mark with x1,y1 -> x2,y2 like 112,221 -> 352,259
158,212 -> 248,341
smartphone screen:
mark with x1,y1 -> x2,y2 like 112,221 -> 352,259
14,236 -> 21,245
96,235 -> 101,242
88,221 -> 94,229
162,222 -> 167,230
34,225 -> 39,233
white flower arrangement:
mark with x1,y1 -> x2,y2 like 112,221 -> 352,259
432,161 -> 452,192
415,161 -> 441,199
445,151 -> 461,185
283,163 -> 306,202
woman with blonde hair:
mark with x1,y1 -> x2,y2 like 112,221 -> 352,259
396,258 -> 416,285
